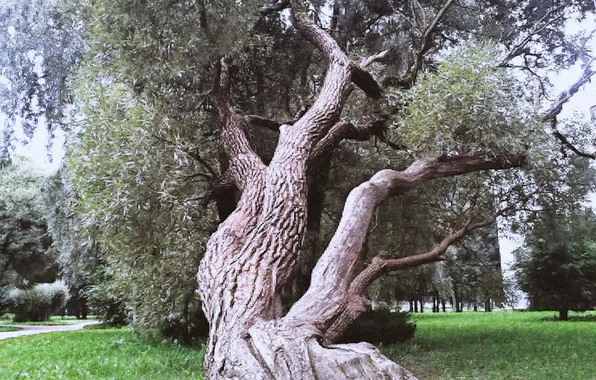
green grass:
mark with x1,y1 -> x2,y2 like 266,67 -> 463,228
0,328 -> 205,379
383,311 -> 596,379
2,311 -> 594,379
0,326 -> 19,332
0,315 -> 97,326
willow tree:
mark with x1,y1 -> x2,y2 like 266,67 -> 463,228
4,0 -> 596,378
195,1 -> 595,378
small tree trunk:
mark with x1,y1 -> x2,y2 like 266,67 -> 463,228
441,299 -> 446,312
81,298 -> 88,320
559,308 -> 569,321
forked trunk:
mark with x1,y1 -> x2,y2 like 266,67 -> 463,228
196,1 -> 525,378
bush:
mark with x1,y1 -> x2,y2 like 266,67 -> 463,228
339,308 -> 416,345
7,281 -> 69,322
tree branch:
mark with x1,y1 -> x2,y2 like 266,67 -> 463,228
260,0 -> 290,16
541,57 -> 596,159
499,2 -> 569,67
311,118 -> 406,158
323,219 -> 491,344
245,115 -> 285,131
286,152 -> 524,325
361,50 -> 389,68
383,0 -> 457,88
212,58 -> 266,188
541,57 -> 595,121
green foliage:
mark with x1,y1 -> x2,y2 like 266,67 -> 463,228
0,0 -> 86,157
0,157 -> 57,290
84,284 -> 128,327
384,311 -> 596,379
6,281 -> 69,322
0,329 -> 205,379
514,208 -> 596,318
339,308 -> 416,345
395,43 -> 539,157
59,50 -> 216,335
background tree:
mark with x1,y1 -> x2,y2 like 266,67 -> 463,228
0,157 -> 57,289
515,207 -> 596,321
0,0 -> 86,160
0,156 -> 58,316
513,154 -> 596,321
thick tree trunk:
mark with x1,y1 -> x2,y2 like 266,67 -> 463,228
195,1 -> 525,378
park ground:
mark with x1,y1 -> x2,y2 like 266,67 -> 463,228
0,311 -> 594,379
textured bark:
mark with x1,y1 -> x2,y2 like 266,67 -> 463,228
195,1 -> 526,378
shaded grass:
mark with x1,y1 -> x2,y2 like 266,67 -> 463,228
0,326 -> 19,332
0,328 -> 205,379
382,311 -> 596,379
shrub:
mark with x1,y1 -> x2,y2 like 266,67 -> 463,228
339,308 -> 416,345
7,281 -> 69,322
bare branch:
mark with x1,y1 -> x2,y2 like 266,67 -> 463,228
322,219 -> 490,344
361,50 -> 390,68
500,2 -> 569,67
212,58 -> 266,188
245,115 -> 284,131
552,131 -> 596,159
311,118 -> 406,158
384,0 -> 457,88
260,0 -> 290,16
541,57 -> 595,121
541,57 -> 596,159
350,63 -> 384,98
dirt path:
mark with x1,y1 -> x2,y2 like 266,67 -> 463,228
0,320 -> 99,341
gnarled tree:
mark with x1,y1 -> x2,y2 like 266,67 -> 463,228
194,0 -> 592,377
4,0 -> 596,378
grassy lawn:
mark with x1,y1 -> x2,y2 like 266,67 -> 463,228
0,328 -> 205,379
0,315 -> 96,326
0,326 -> 19,332
1,311 -> 594,379
383,311 -> 596,379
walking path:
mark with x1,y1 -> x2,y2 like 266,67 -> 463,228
0,320 -> 99,341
